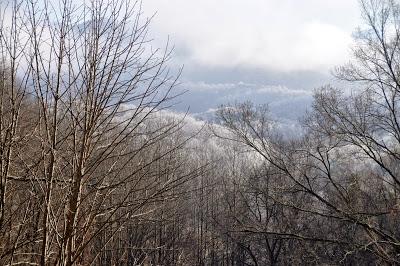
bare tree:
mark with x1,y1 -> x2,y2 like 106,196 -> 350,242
0,0 -> 204,265
210,2 -> 400,263
215,97 -> 400,264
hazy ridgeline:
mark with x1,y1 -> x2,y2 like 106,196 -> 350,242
0,0 -> 399,265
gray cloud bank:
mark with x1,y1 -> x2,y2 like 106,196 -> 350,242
172,65 -> 333,122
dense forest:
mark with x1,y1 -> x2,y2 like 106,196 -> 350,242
0,0 -> 400,265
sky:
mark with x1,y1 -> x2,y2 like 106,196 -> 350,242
144,0 -> 360,73
141,0 -> 362,125
1,0 -> 363,128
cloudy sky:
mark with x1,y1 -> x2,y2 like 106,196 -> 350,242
141,0 -> 362,123
2,0 -> 363,126
144,0 -> 360,72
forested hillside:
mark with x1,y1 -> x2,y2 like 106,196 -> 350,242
0,0 -> 399,265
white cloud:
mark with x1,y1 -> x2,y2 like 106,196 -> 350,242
256,85 -> 311,96
183,81 -> 311,96
143,0 -> 361,73
184,81 -> 238,91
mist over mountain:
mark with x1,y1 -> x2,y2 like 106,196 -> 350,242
169,64 -> 334,136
